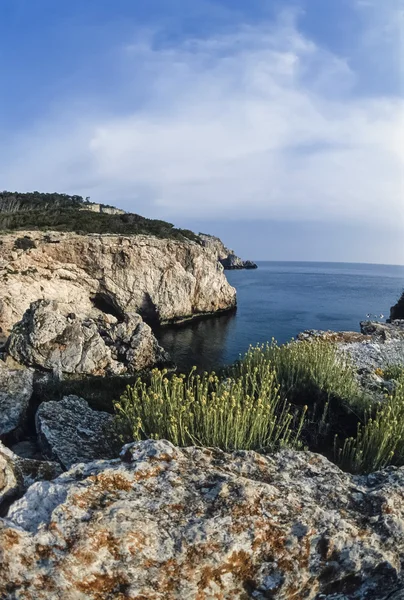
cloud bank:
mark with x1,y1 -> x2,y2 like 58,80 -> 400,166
1,5 -> 403,232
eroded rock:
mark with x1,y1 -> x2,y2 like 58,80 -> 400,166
35,395 -> 115,469
0,441 -> 61,513
0,361 -> 33,437
199,233 -> 257,269
0,231 -> 237,335
0,440 -> 403,599
6,300 -> 169,376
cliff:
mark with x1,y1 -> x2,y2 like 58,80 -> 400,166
0,231 -> 236,338
199,233 -> 257,270
390,291 -> 404,321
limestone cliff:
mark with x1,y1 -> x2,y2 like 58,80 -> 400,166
199,232 -> 257,269
0,231 -> 236,338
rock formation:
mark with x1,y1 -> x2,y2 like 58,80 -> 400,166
199,233 -> 257,270
0,442 -> 62,513
390,291 -> 404,321
0,231 -> 237,337
35,396 -> 115,469
6,300 -> 169,376
0,362 -> 33,438
0,439 -> 403,599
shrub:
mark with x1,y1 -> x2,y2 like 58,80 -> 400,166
335,373 -> 404,474
113,358 -> 306,452
381,364 -> 404,381
230,340 -> 365,449
13,236 -> 36,251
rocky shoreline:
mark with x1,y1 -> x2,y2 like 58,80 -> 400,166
1,310 -> 404,597
1,219 -> 404,597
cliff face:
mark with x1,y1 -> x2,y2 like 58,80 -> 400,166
0,231 -> 236,337
199,233 -> 257,269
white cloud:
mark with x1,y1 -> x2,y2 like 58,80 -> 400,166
1,7 -> 403,230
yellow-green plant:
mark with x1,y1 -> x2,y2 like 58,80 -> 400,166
113,357 -> 306,452
336,374 -> 404,473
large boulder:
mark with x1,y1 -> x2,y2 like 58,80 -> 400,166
0,440 -> 403,599
6,300 -> 169,376
0,441 -> 61,513
0,361 -> 33,438
35,395 -> 115,469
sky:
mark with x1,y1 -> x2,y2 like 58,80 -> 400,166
0,0 -> 403,264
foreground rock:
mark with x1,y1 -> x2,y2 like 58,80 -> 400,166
6,300 -> 169,376
199,233 -> 257,269
0,442 -> 61,512
35,396 -> 115,469
0,361 -> 33,438
0,231 -> 236,336
0,439 -> 403,599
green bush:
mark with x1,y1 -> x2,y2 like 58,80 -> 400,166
253,339 -> 360,405
382,364 -> 404,381
113,357 -> 306,452
335,374 -> 404,473
0,191 -> 200,243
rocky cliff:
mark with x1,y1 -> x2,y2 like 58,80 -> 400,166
199,233 -> 257,270
0,231 -> 236,338
0,439 -> 403,599
390,291 -> 404,321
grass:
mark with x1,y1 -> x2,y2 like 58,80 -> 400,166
335,373 -> 404,473
113,356 -> 306,452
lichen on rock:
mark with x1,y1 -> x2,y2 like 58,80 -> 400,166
0,439 -> 403,599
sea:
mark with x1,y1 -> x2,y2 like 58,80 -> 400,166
156,261 -> 404,373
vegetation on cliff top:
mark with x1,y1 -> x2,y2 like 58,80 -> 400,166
0,191 -> 199,242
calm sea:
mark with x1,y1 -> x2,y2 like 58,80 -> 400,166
156,262 -> 404,373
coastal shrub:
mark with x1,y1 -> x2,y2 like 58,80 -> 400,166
336,374 -> 404,473
229,340 -> 367,453
113,361 -> 306,452
381,364 -> 404,381
261,340 -> 359,404
0,191 -> 200,243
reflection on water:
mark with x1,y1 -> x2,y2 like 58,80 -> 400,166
155,262 -> 404,374
155,312 -> 237,373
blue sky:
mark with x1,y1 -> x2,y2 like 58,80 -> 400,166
0,0 -> 403,263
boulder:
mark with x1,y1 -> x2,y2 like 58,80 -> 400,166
35,395 -> 115,469
0,441 -> 61,513
0,361 -> 33,438
6,300 -> 169,376
0,440 -> 403,598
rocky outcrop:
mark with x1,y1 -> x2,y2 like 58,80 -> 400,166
6,300 -> 169,376
35,396 -> 115,469
297,321 -> 404,398
390,291 -> 404,321
0,362 -> 33,438
0,439 -> 403,599
199,233 -> 257,270
0,231 -> 236,337
0,442 -> 61,513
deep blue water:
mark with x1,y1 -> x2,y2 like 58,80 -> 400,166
156,262 -> 404,373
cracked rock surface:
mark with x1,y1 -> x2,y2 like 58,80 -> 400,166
0,439 -> 403,599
